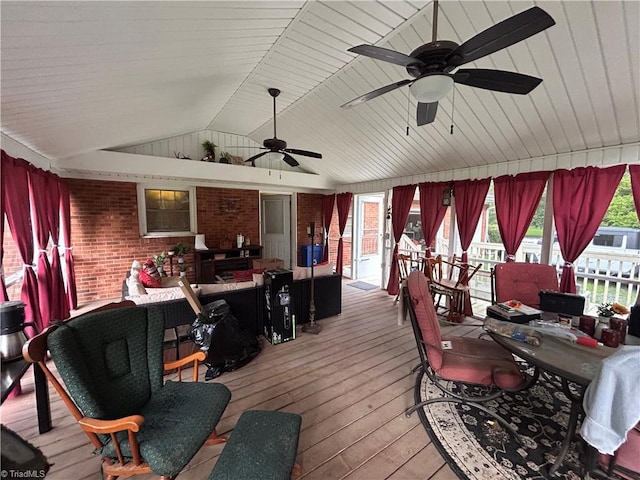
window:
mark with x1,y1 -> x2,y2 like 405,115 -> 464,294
137,185 -> 197,237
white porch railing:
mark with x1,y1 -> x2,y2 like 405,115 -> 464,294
434,238 -> 640,314
398,234 -> 424,265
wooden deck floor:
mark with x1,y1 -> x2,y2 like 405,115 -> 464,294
0,282 -> 486,480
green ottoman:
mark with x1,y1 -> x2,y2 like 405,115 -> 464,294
209,410 -> 302,480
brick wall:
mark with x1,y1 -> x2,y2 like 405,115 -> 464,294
2,178 -> 326,305
296,193 -> 323,265
196,187 -> 260,249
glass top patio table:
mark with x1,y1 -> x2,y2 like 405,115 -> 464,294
487,326 -> 617,386
485,319 -> 617,475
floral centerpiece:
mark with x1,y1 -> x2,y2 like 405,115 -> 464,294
597,302 -> 629,318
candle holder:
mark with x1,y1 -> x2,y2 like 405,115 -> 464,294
302,221 -> 322,335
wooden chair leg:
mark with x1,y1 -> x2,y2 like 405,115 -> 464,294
291,462 -> 302,479
204,428 -> 227,446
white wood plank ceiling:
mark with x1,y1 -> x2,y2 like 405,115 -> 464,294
1,1 -> 638,187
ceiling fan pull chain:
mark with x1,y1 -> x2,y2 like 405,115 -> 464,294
406,92 -> 411,136
450,86 -> 455,135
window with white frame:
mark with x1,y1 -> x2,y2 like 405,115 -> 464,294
137,185 -> 197,236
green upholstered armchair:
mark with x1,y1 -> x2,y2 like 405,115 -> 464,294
23,301 -> 231,480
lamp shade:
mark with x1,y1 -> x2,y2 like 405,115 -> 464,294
409,75 -> 453,103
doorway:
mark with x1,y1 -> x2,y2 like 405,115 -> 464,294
354,194 -> 384,285
260,194 -> 292,269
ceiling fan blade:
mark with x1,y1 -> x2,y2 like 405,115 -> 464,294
445,6 -> 555,68
348,45 -> 424,68
244,151 -> 270,163
282,152 -> 300,167
453,68 -> 542,94
341,79 -> 412,108
283,148 -> 322,159
417,102 -> 438,126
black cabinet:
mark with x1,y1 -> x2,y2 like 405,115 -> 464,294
194,246 -> 263,283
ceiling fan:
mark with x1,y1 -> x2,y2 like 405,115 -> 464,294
244,88 -> 322,167
341,1 -> 555,126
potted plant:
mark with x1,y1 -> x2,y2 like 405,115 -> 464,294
178,264 -> 189,278
153,251 -> 167,277
172,243 -> 191,264
219,151 -> 232,164
201,140 -> 217,162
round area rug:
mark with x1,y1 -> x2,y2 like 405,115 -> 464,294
414,370 -> 584,479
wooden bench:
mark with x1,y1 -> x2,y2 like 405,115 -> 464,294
209,410 -> 302,480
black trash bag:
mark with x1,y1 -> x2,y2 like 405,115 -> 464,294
190,299 -> 261,380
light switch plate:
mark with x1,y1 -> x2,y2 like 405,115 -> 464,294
441,340 -> 452,350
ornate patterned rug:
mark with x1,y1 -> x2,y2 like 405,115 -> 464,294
414,370 -> 584,479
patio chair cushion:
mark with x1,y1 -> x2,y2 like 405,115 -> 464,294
440,337 -> 527,390
47,306 -> 165,419
101,380 -> 231,477
407,271 -> 526,391
209,410 -> 301,480
494,262 -> 559,309
47,305 -> 232,478
407,271 -> 444,370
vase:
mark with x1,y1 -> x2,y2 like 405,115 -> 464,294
595,317 -> 611,340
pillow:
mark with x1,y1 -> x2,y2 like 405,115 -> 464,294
232,268 -> 265,283
140,259 -> 161,288
127,260 -> 147,295
126,274 -> 147,296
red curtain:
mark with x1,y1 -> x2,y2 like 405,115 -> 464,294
494,171 -> 550,261
335,192 -> 352,275
386,184 -> 417,296
453,178 -> 491,315
630,164 -> 640,222
553,165 -> 625,293
0,161 -> 7,301
418,182 -> 449,258
28,167 -> 54,328
60,182 -> 78,310
47,175 -> 69,320
1,152 -> 42,330
322,194 -> 335,263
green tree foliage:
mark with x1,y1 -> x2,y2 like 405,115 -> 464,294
602,173 -> 639,228
530,192 -> 546,230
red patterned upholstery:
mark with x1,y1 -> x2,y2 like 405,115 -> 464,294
598,424 -> 640,478
407,271 -> 526,391
493,262 -> 559,309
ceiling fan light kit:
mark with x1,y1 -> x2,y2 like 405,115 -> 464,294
342,2 -> 555,127
409,75 -> 453,103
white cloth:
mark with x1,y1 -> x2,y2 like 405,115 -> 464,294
581,346 -> 640,454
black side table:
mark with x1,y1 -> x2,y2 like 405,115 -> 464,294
1,359 -> 51,433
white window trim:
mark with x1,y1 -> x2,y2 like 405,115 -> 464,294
137,184 -> 198,238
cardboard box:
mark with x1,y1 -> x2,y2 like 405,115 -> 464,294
178,279 -> 203,315
252,258 -> 284,270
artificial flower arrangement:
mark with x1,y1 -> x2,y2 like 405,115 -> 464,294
597,301 -> 629,317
